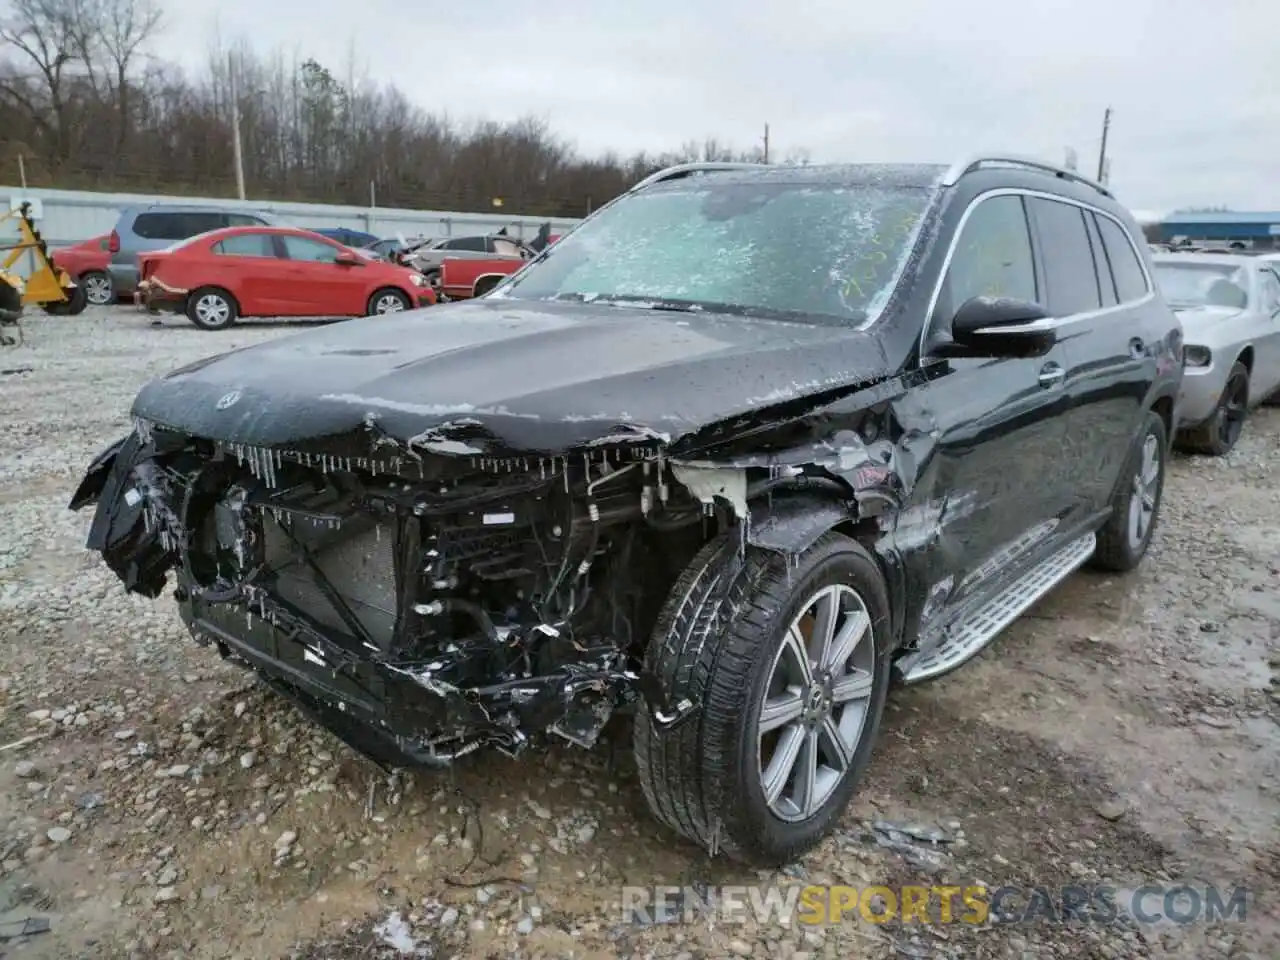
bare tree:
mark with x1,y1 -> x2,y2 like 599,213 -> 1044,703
0,0 -> 87,163
0,24 -> 810,216
95,0 -> 162,159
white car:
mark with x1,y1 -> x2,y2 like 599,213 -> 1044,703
1151,253 -> 1280,455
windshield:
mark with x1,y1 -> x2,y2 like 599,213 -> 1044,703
494,178 -> 933,324
1153,262 -> 1250,309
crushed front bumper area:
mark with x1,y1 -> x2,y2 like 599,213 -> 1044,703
134,279 -> 185,314
71,426 -> 692,768
187,594 -> 639,765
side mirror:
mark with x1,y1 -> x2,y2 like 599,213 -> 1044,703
941,296 -> 1056,357
335,250 -> 359,266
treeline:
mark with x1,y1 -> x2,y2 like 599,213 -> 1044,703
0,0 -> 806,216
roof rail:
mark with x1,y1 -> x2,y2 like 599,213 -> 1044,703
552,162 -> 767,236
629,161 -> 768,193
941,154 -> 1113,198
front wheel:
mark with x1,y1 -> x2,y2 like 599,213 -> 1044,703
1091,409 -> 1167,572
1176,361 -> 1249,456
634,530 -> 890,866
368,288 -> 410,315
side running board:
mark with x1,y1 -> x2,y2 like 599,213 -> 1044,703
898,533 -> 1097,684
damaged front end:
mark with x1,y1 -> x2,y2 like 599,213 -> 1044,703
71,418 -> 728,767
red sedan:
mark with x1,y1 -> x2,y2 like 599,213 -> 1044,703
137,226 -> 437,330
53,234 -> 115,305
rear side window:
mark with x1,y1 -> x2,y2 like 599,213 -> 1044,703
941,195 -> 1037,313
214,233 -> 276,258
442,236 -> 488,252
1094,215 -> 1150,303
133,211 -> 227,240
1028,198 -> 1102,315
225,213 -> 265,228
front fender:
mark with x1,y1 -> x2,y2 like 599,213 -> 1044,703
747,494 -> 853,555
747,490 -> 908,652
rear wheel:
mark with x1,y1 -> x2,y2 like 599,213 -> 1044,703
1176,361 -> 1249,456
368,288 -> 410,315
634,530 -> 890,866
80,271 -> 114,305
1091,410 -> 1167,572
187,287 -> 239,330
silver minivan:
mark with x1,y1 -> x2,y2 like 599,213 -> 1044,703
108,204 -> 280,297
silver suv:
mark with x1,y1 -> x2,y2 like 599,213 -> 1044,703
108,204 -> 279,297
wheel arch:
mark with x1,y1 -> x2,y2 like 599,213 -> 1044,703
745,488 -> 907,651
1235,345 -> 1254,374
1150,392 -> 1175,440
367,285 -> 412,313
471,273 -> 508,297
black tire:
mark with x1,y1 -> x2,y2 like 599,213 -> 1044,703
80,270 -> 114,305
1262,386 -> 1280,407
367,287 -> 411,315
634,530 -> 891,867
186,287 -> 239,330
41,283 -> 87,316
1091,409 -> 1168,572
1176,361 -> 1249,456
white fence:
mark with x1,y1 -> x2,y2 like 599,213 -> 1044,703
0,185 -> 583,248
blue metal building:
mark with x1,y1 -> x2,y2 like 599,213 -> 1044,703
1157,211 -> 1280,249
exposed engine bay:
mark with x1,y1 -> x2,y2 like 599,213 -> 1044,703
76,419 -> 765,767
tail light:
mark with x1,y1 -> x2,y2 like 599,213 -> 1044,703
108,230 -> 120,253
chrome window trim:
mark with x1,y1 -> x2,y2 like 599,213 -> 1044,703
918,187 -> 1155,361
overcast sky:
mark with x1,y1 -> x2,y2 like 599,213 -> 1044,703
165,0 -> 1276,214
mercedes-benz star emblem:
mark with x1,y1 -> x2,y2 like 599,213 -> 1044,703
215,390 -> 242,410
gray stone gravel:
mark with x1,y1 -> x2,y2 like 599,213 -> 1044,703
0,309 -> 1275,959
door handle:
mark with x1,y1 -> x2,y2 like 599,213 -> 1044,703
1038,363 -> 1065,388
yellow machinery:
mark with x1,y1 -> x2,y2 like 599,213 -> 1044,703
0,267 -> 21,346
0,202 -> 84,321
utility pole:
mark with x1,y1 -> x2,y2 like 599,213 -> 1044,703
762,123 -> 770,164
229,51 -> 246,200
1096,107 -> 1112,182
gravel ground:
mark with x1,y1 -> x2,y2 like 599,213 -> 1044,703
0,307 -> 1277,959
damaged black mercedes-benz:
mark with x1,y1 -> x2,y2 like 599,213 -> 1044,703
72,157 -> 1183,866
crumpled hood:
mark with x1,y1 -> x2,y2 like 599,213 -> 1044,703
131,298 -> 895,454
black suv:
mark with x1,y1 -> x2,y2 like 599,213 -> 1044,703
71,156 -> 1183,867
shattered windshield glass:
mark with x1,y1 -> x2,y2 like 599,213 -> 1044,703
496,176 -> 934,324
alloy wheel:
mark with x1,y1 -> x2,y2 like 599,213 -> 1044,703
1127,433 -> 1161,550
758,583 -> 876,822
373,293 -> 406,314
194,294 -> 230,327
83,274 -> 113,305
